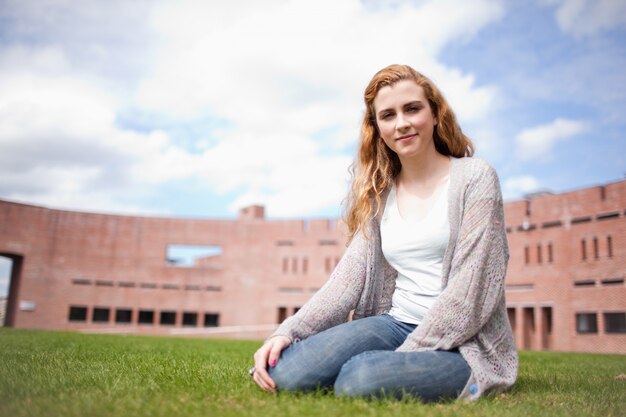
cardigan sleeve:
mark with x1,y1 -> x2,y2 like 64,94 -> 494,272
396,162 -> 509,352
268,229 -> 369,342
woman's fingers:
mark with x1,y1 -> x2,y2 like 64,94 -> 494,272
268,336 -> 290,368
252,343 -> 276,391
251,336 -> 291,392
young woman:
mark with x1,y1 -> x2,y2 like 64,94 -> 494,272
250,64 -> 518,401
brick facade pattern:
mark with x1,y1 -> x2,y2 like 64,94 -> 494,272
0,180 -> 624,353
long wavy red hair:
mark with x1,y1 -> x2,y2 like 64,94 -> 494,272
344,64 -> 474,242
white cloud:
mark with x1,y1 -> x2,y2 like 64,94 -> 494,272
542,0 -> 626,37
515,118 -> 590,160
502,175 -> 542,200
0,0 -> 505,217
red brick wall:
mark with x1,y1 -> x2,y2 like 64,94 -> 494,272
1,180 -> 624,352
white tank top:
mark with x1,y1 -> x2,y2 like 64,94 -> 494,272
381,178 -> 450,325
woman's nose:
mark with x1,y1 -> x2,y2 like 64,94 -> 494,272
396,113 -> 410,130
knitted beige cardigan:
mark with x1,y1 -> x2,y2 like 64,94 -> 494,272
271,157 -> 518,400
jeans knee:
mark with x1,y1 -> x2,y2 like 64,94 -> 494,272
269,360 -> 323,392
334,360 -> 373,398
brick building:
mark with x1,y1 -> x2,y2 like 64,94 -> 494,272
0,180 -> 624,353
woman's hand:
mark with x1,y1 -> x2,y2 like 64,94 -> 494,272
251,335 -> 292,392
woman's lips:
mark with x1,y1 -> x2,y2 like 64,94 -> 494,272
396,134 -> 417,141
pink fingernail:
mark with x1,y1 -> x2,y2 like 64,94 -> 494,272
270,359 -> 277,367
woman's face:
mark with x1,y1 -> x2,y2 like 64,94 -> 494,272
373,80 -> 437,161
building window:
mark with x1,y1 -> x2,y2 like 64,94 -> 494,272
575,313 -> 598,334
547,243 -> 553,263
204,313 -> 219,327
542,307 -> 553,334
574,280 -> 595,287
115,309 -> 132,324
182,312 -> 198,326
537,244 -> 542,264
593,237 -> 599,259
325,257 -> 332,273
293,306 -> 301,314
277,307 -> 287,324
601,278 -> 624,286
581,239 -> 587,261
524,245 -> 530,264
92,307 -> 110,323
68,306 -> 88,322
138,310 -> 154,325
607,235 -> 613,258
282,258 -> 288,274
160,311 -> 176,325
292,257 -> 298,273
604,312 -> 626,333
302,257 -> 308,274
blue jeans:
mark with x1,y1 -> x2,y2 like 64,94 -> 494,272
268,314 -> 471,401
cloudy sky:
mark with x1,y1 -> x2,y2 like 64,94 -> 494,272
0,0 -> 625,224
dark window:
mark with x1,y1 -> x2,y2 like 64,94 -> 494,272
542,220 -> 562,229
325,257 -> 332,273
72,279 -> 91,285
293,306 -> 301,314
574,280 -> 595,287
204,313 -> 219,327
524,246 -> 530,264
572,216 -> 592,225
542,307 -> 553,334
537,244 -> 542,264
95,280 -> 114,287
607,235 -> 613,258
162,284 -> 180,290
184,285 -> 201,291
604,313 -> 626,333
140,283 -> 157,289
599,186 -> 606,201
182,312 -> 198,326
276,240 -> 294,246
115,309 -> 132,324
118,281 -> 135,288
601,278 -> 624,286
581,239 -> 587,261
302,257 -> 308,274
160,311 -> 176,325
68,306 -> 88,322
319,240 -> 338,246
282,258 -> 288,273
593,237 -> 599,259
292,257 -> 298,273
576,313 -> 598,333
92,307 -> 110,323
277,307 -> 287,324
597,212 -> 619,221
138,310 -> 154,325
547,243 -> 553,263
205,285 -> 222,291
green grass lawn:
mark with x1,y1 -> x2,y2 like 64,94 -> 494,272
0,328 -> 624,417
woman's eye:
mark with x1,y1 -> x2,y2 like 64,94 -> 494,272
381,113 -> 393,120
407,106 -> 420,112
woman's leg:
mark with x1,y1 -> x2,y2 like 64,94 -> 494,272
269,315 -> 415,392
334,349 -> 471,402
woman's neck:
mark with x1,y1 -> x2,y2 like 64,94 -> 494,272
397,150 -> 450,190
